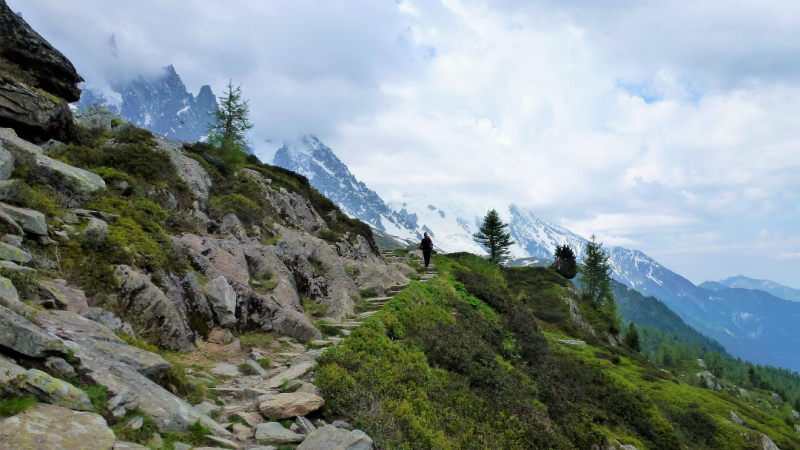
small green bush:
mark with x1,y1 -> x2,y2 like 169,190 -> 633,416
0,396 -> 37,417
209,194 -> 262,225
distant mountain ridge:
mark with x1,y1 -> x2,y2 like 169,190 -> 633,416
703,275 -> 800,303
270,135 -> 800,371
76,65 -> 217,142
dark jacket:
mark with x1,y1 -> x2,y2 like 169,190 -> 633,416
420,236 -> 433,251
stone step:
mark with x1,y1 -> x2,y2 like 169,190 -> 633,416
366,296 -> 393,303
330,321 -> 363,329
387,284 -> 408,293
357,311 -> 378,319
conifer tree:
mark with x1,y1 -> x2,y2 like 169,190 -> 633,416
624,322 -> 641,352
207,80 -> 254,160
578,235 -> 613,305
473,209 -> 515,264
551,244 -> 577,279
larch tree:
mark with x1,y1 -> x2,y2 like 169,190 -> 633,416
624,322 -> 641,352
207,80 -> 254,160
473,209 -> 515,264
578,235 -> 613,306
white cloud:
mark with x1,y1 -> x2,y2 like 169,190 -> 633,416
14,0 -> 800,285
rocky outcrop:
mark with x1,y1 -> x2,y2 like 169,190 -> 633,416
35,310 -> 227,435
242,169 -> 327,232
0,128 -> 106,200
0,201 -> 47,235
274,227 -> 359,321
255,422 -> 306,443
75,104 -> 115,130
0,0 -> 82,141
158,137 -> 212,205
297,425 -> 375,450
172,233 -> 322,341
0,404 -> 115,450
114,266 -> 197,352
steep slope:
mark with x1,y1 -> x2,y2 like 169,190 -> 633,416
76,65 -> 217,142
709,275 -> 800,302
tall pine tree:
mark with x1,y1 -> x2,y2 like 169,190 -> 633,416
473,209 -> 515,264
578,235 -> 613,305
624,322 -> 641,351
207,80 -> 254,161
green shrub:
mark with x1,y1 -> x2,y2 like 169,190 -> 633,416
209,194 -> 262,225
316,229 -> 339,244
359,288 -> 378,299
0,396 -> 37,417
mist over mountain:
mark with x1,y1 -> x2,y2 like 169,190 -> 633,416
75,65 -> 217,142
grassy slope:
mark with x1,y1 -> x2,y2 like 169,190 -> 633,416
316,253 -> 800,450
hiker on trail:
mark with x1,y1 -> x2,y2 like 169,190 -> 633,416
419,232 -> 433,268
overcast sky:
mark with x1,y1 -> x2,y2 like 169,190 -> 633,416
15,0 -> 800,287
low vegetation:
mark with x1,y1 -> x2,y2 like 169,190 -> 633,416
316,252 -> 800,450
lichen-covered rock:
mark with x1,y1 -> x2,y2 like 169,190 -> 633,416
0,178 -> 21,202
254,422 -> 305,444
76,104 -> 114,130
274,227 -> 359,320
0,129 -> 106,199
39,281 -> 90,317
82,217 -> 109,243
0,147 -> 13,180
297,425 -> 374,450
115,265 -> 197,352
221,213 -> 247,240
0,274 -> 17,307
731,410 -> 744,426
242,168 -> 327,233
181,271 -> 214,338
0,201 -> 47,235
762,435 -> 780,450
243,243 -> 303,312
22,368 -> 93,411
205,275 -> 237,328
157,137 -> 212,205
0,240 -> 31,263
0,404 -> 115,450
88,307 -> 135,337
0,353 -> 25,385
258,392 -> 324,420
0,304 -> 65,357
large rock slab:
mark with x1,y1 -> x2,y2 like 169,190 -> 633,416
297,425 -> 374,450
205,275 -> 237,328
115,265 -> 197,352
36,310 -> 228,436
22,368 -> 93,411
254,422 -> 305,443
0,202 -> 47,235
266,362 -> 313,388
36,310 -> 170,379
39,281 -> 90,317
258,392 -> 324,420
0,148 -> 13,180
0,240 -> 30,262
0,353 -> 25,385
0,129 -> 105,197
0,304 -> 65,357
0,404 -> 114,450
